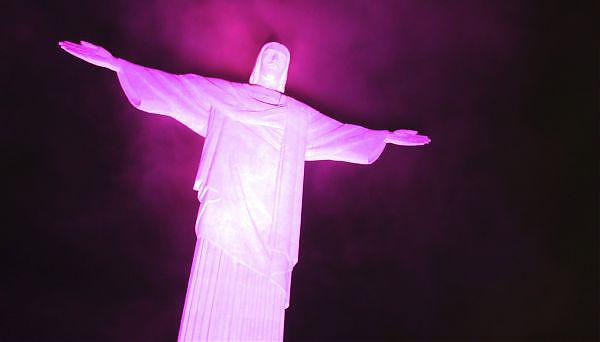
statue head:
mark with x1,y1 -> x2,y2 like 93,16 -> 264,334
249,42 -> 290,93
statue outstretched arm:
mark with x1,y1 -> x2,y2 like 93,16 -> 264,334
59,40 -> 233,136
305,110 -> 430,164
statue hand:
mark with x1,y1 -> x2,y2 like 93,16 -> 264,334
58,40 -> 120,72
385,129 -> 431,146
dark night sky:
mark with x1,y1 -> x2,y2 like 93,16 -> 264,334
2,1 -> 597,341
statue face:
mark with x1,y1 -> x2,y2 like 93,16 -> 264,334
249,42 -> 290,92
259,48 -> 287,86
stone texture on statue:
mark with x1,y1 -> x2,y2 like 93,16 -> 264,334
59,40 -> 430,342
115,53 -> 390,341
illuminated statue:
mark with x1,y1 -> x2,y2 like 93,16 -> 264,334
59,40 -> 430,341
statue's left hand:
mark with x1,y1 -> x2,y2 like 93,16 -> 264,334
385,129 -> 431,146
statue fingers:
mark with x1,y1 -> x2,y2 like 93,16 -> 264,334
61,46 -> 89,59
59,42 -> 82,56
60,41 -> 86,53
59,40 -> 77,46
59,41 -> 80,52
411,135 -> 431,145
395,129 -> 418,135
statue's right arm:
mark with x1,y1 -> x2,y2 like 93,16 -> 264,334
59,40 -> 222,137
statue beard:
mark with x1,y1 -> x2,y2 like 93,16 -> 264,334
260,72 -> 280,88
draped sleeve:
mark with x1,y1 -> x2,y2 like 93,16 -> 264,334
305,110 -> 390,164
116,59 -> 235,136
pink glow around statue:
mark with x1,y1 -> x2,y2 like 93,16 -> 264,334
59,40 -> 430,341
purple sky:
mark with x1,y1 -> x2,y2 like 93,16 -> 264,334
2,0 -> 597,341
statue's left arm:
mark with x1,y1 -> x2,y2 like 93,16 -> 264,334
305,110 -> 430,164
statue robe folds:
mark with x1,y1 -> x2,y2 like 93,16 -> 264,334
116,60 -> 388,340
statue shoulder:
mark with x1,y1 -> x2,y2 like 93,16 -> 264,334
285,96 -> 317,114
179,74 -> 248,104
181,73 -> 239,89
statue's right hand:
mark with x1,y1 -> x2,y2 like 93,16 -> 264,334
59,40 -> 120,72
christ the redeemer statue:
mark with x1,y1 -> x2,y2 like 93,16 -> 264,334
60,40 -> 430,341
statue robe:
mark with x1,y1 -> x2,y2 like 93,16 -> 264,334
116,60 -> 389,341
